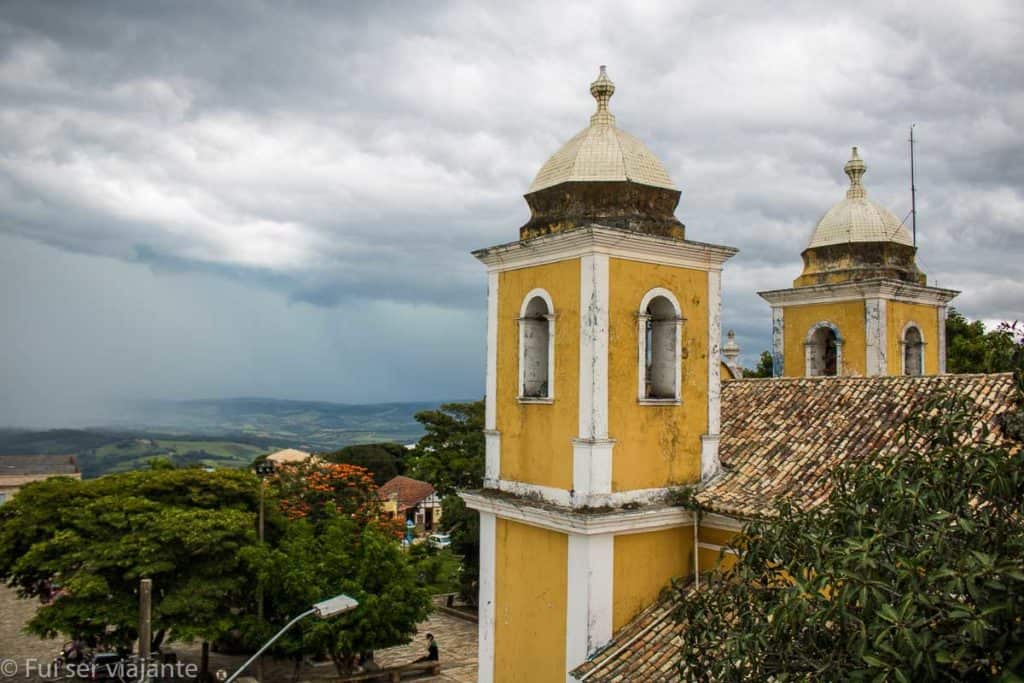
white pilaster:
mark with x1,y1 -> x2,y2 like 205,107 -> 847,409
702,270 -> 722,481
565,533 -> 614,680
477,511 -> 496,683
771,306 -> 784,377
484,430 -> 501,488
938,305 -> 948,373
572,438 -> 615,502
865,298 -> 887,376
576,252 -> 613,502
485,271 -> 499,431
578,253 -> 610,440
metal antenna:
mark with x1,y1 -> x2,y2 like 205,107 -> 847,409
909,125 -> 917,246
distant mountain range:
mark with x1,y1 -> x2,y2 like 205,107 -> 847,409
118,397 -> 443,449
0,397 -> 457,477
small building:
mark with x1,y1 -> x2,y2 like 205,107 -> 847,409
0,455 -> 81,505
379,475 -> 442,531
265,448 -> 313,465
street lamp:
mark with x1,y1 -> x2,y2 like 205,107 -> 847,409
224,594 -> 359,683
253,460 -> 275,682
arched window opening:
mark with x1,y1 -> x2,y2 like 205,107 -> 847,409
519,294 -> 553,399
808,326 -> 839,376
903,325 -> 923,376
637,292 -> 682,401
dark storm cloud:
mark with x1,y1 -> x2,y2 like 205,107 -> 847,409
1,1 -> 1022,421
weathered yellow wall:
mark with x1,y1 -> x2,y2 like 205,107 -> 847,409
607,259 -> 708,490
494,519 -> 568,682
496,259 -> 580,490
613,527 -> 694,630
783,300 -> 866,376
887,301 -> 940,375
698,523 -> 740,573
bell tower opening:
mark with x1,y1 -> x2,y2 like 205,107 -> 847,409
807,325 -> 839,376
903,325 -> 923,376
519,292 -> 553,399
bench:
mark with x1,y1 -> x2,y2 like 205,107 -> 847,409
336,660 -> 441,682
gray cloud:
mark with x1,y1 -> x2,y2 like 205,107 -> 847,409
1,1 -> 1022,421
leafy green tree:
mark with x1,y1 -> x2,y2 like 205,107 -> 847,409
743,350 -> 774,378
947,309 -> 1024,374
0,469 -> 259,653
405,400 -> 485,605
243,514 -> 432,675
439,493 -> 481,605
407,542 -> 461,596
405,400 -> 484,496
675,386 -> 1024,681
322,443 -> 407,485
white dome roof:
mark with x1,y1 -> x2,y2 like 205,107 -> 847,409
528,67 -> 676,194
807,148 -> 913,249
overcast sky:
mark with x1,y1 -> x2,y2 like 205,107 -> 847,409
1,1 -> 1022,426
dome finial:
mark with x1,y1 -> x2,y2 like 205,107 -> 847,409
723,329 -> 741,362
844,146 -> 867,199
589,65 -> 616,126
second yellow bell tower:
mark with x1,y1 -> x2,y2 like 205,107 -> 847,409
463,67 -> 736,682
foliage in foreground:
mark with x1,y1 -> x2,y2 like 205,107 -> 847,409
676,385 -> 1024,681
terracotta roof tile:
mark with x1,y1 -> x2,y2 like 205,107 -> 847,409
701,372 -> 1018,518
378,475 -> 435,511
572,588 -> 689,682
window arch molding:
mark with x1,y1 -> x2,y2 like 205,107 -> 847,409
518,288 -> 555,402
804,321 -> 844,377
900,321 -> 926,376
637,288 -> 684,403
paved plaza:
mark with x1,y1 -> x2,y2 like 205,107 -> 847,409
0,585 -> 477,682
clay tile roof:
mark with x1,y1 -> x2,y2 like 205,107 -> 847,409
378,475 -> 436,511
0,454 -> 79,476
572,587 -> 690,682
698,373 -> 1018,518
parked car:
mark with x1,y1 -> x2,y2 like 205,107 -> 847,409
428,532 -> 452,549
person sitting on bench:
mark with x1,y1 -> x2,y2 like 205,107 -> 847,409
414,633 -> 439,663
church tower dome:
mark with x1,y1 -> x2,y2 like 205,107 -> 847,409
795,147 -> 924,287
519,66 -> 686,240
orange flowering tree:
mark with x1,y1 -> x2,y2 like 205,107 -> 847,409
272,460 -> 382,525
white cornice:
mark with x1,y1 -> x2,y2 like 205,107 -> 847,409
473,225 -> 738,273
758,278 -> 959,307
461,491 -> 693,536
699,512 -> 746,532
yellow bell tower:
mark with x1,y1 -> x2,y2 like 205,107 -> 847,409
759,147 -> 958,377
462,67 -> 736,682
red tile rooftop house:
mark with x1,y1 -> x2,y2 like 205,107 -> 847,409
379,475 -> 442,531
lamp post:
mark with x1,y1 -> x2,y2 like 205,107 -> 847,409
253,460 -> 276,682
224,594 -> 358,683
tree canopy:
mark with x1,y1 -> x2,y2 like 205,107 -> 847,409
322,442 -> 408,485
947,309 -> 1024,374
406,400 -> 484,604
243,514 -> 432,674
743,350 -> 775,378
0,461 -> 438,676
675,382 -> 1024,681
0,469 -> 259,650
404,401 -> 484,497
